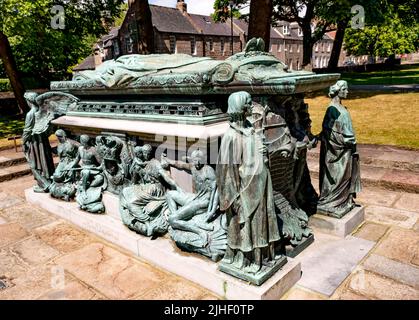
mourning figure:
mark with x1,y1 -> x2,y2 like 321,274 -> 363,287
49,129 -> 79,201
22,92 -> 55,192
119,145 -> 177,237
317,80 -> 361,218
216,91 -> 285,285
129,145 -> 149,184
75,135 -> 106,213
96,135 -> 126,195
165,149 -> 227,261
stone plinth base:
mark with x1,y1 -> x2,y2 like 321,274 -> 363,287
25,189 -> 301,300
309,205 -> 365,238
285,234 -> 315,258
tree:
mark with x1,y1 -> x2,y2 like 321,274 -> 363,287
344,14 -> 419,62
212,0 -> 273,50
0,0 -> 123,114
131,0 -> 154,54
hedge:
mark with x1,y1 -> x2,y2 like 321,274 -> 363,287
0,79 -> 12,92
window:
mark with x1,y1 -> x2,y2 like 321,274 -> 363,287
283,25 -> 289,35
297,44 -> 300,53
314,43 -> 319,52
221,38 -> 225,54
290,44 -> 293,52
208,38 -> 214,51
169,35 -> 176,54
269,43 -> 273,52
288,59 -> 293,70
125,36 -> 133,53
327,42 -> 331,52
190,36 -> 196,55
278,42 -> 282,52
114,40 -> 120,56
298,27 -> 303,37
296,60 -> 300,70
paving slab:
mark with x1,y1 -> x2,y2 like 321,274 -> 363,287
294,232 -> 375,296
365,205 -> 418,229
353,222 -> 389,242
0,163 -> 31,183
331,289 -> 370,300
282,286 -> 328,300
33,220 -> 97,254
393,193 -> 419,213
356,188 -> 400,207
55,242 -> 167,300
37,279 -> 105,300
135,279 -> 212,300
0,216 -> 7,225
10,237 -> 60,267
373,228 -> 419,265
0,192 -> 23,210
348,269 -> 419,300
0,247 -> 29,279
0,203 -> 57,231
0,223 -> 30,248
0,175 -> 36,199
362,254 -> 419,288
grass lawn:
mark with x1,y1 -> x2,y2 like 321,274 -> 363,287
306,91 -> 419,149
341,64 -> 419,86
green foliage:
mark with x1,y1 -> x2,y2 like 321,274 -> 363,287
0,79 -> 12,92
212,0 -> 247,22
114,2 -> 129,27
344,14 -> 419,57
0,115 -> 25,138
0,0 -> 123,81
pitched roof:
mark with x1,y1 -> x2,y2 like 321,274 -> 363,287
150,5 -> 199,34
232,19 -> 284,39
73,55 -> 96,71
188,14 -> 239,36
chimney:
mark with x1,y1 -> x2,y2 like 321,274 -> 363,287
176,0 -> 187,13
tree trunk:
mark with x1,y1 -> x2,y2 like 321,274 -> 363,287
302,23 -> 313,68
327,20 -> 348,71
248,0 -> 273,51
133,0 -> 154,54
0,31 -> 28,114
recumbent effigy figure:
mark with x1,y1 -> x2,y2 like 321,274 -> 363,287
119,145 -> 177,237
75,135 -> 107,213
216,91 -> 286,284
165,149 -> 227,261
317,80 -> 362,218
49,129 -> 79,201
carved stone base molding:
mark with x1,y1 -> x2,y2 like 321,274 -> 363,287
25,188 -> 301,299
309,205 -> 365,238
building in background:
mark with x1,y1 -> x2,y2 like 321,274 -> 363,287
75,0 -> 342,71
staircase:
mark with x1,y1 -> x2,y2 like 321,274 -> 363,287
307,144 -> 419,194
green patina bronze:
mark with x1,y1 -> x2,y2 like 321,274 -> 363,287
317,80 -> 362,218
49,129 -> 79,201
22,38 -> 355,286
119,145 -> 176,237
166,149 -> 227,262
74,134 -> 106,214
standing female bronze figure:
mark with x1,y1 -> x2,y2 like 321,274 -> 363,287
317,80 -> 362,218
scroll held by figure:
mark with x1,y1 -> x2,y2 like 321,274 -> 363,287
165,149 -> 227,262
216,91 -> 286,285
317,80 -> 362,218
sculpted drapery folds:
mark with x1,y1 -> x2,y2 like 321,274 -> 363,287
216,91 -> 283,282
49,129 -> 80,201
22,92 -> 55,193
119,145 -> 177,237
165,149 -> 227,261
317,80 -> 362,218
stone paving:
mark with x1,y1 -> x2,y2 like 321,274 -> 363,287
0,176 -> 418,300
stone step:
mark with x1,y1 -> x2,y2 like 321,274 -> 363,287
0,154 -> 26,169
0,163 -> 32,183
307,144 -> 419,173
307,158 -> 419,194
